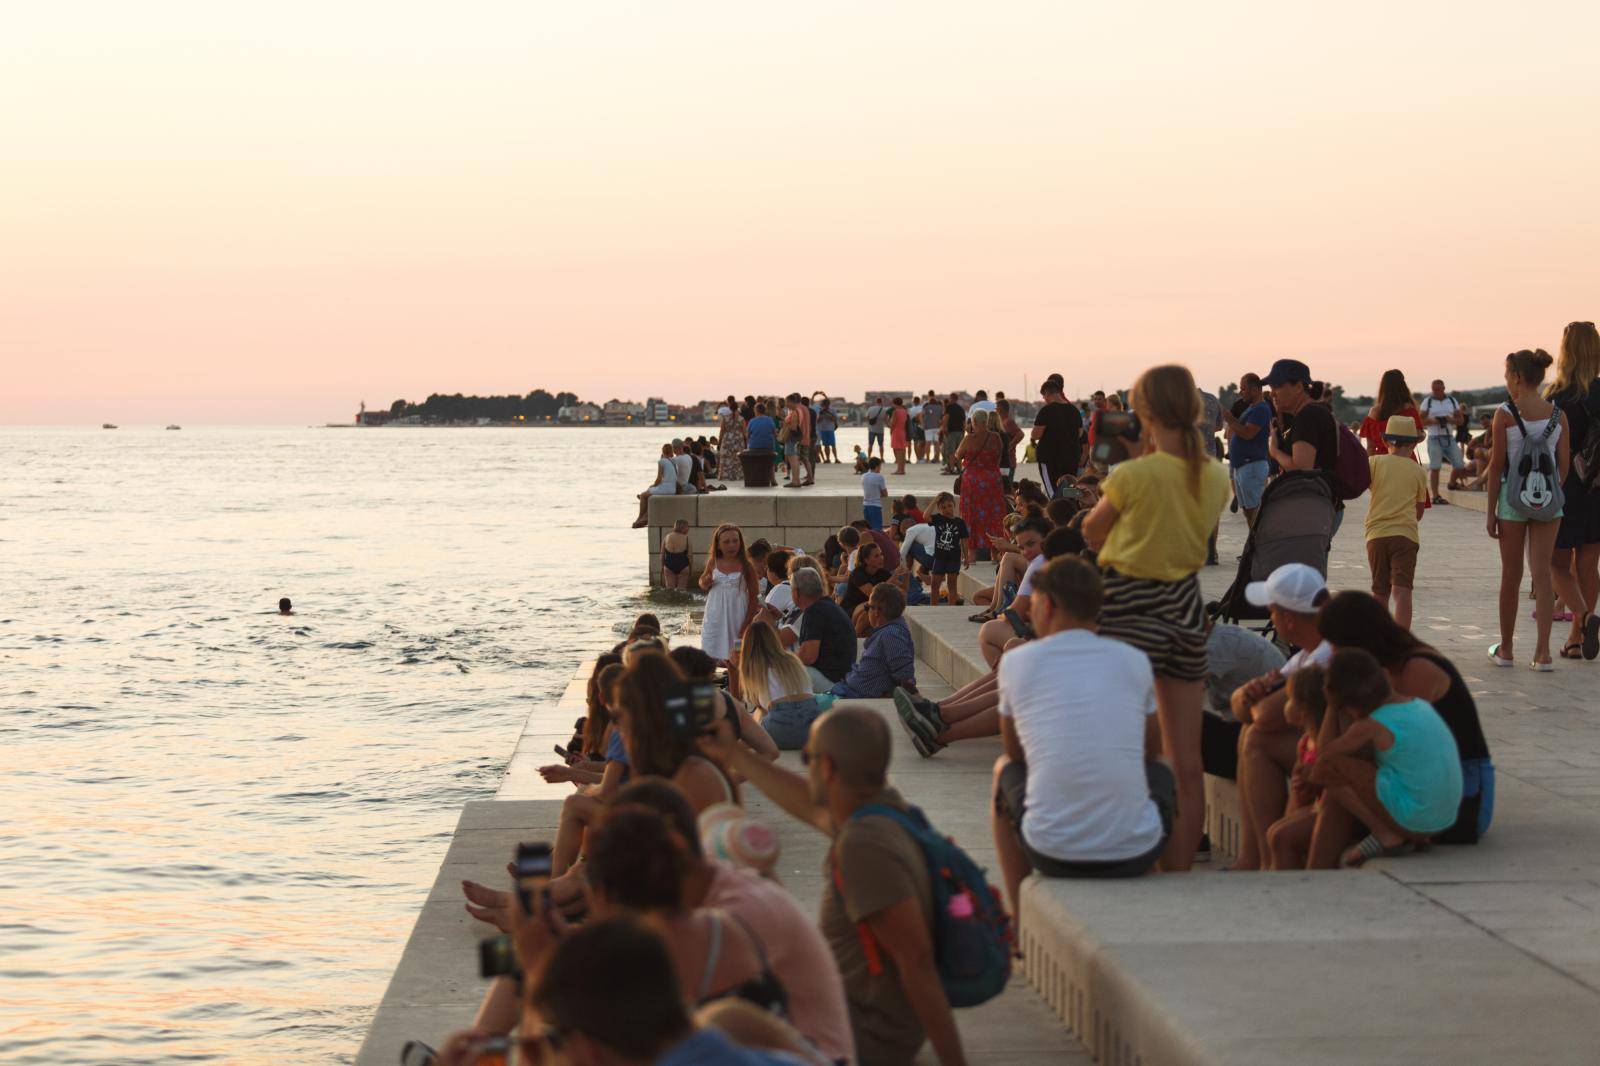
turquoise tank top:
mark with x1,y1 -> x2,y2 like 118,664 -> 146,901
1372,699 -> 1463,834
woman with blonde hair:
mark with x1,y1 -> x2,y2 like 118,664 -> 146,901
1082,364 -> 1231,871
1360,369 -> 1423,456
1546,321 -> 1600,660
737,620 -> 824,749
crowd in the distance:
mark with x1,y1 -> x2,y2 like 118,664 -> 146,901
418,321 -> 1598,1065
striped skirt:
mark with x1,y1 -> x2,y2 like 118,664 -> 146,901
1098,569 -> 1208,682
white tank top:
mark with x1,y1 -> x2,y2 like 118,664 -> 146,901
1504,403 -> 1562,455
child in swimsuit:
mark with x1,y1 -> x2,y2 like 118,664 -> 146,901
661,519 -> 693,589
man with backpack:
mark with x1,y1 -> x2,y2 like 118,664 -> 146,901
990,556 -> 1175,918
1419,378 -> 1468,504
697,706 -> 979,1066
1262,358 -> 1358,534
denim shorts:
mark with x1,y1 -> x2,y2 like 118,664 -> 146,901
1231,459 -> 1269,510
760,696 -> 821,750
863,504 -> 883,531
1427,435 -> 1464,471
819,429 -> 837,447
784,441 -> 799,457
868,428 -> 885,444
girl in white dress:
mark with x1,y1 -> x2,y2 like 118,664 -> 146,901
698,523 -> 758,662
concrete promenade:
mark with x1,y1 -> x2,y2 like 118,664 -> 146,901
364,460 -> 1600,1065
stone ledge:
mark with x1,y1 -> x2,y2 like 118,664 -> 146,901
1017,870 -> 1596,1065
1440,485 -> 1489,513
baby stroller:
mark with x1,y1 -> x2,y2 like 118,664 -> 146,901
1210,471 -> 1335,627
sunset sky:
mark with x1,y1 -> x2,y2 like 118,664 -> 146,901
6,1 -> 1599,424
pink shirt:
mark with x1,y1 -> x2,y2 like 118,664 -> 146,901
704,863 -> 854,1063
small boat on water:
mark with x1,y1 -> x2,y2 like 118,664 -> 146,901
166,424 -> 182,431
102,423 -> 117,429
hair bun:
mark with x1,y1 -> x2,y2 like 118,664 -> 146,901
1536,349 -> 1554,368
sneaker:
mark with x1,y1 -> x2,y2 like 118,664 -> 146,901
892,687 -> 945,755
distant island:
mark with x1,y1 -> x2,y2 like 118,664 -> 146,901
343,381 -> 1509,429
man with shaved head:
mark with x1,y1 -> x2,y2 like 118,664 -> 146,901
699,707 -> 969,1066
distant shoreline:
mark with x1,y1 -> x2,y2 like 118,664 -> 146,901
321,421 -> 723,430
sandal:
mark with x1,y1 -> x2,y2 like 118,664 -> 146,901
1487,643 -> 1515,668
1342,834 -> 1415,868
1560,641 -> 1584,660
1584,613 -> 1600,661
968,611 -> 994,623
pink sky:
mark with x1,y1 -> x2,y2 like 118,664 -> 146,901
6,2 -> 1599,424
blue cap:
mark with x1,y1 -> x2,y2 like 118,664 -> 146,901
1260,359 -> 1312,388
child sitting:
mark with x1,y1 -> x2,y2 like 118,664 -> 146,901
1311,648 -> 1464,868
1266,666 -> 1327,870
852,445 -> 869,473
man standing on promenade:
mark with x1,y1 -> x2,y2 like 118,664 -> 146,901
866,395 -> 886,459
1030,373 -> 1082,493
698,706 -> 971,1066
1418,378 -> 1467,504
941,393 -> 966,474
921,391 -> 944,463
1221,372 -> 1273,524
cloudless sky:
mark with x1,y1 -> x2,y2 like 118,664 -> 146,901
6,1 -> 1599,423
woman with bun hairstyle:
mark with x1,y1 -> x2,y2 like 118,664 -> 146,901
1486,348 -> 1569,670
1545,322 -> 1600,661
1081,364 -> 1230,871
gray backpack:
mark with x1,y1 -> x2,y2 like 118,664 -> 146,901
1503,401 -> 1564,520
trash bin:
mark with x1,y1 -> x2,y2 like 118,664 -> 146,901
740,449 -> 776,489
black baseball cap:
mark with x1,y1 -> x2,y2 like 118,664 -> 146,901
1260,359 -> 1312,388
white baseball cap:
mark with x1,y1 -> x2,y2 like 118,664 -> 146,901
1245,563 -> 1329,614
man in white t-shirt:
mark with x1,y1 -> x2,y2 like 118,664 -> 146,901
1229,562 -> 1330,870
670,439 -> 696,494
990,555 -> 1175,916
1417,379 -> 1467,503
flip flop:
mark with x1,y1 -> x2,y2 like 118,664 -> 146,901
1487,643 -> 1515,668
1531,659 -> 1555,673
967,611 -> 994,623
1584,613 -> 1600,661
1560,641 -> 1584,660
1342,834 -> 1416,868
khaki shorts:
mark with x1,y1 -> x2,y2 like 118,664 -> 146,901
1366,535 -> 1419,596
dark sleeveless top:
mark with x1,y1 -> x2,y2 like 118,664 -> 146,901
1409,651 -> 1490,761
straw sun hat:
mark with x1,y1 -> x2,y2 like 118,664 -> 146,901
1382,414 -> 1424,445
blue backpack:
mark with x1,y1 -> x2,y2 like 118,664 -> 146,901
835,803 -> 1013,1008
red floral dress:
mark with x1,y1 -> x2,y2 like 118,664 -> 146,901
960,429 -> 1007,553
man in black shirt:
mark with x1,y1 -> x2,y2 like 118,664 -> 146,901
1030,373 -> 1083,492
941,393 -> 966,474
1262,358 -> 1344,530
787,567 -> 859,691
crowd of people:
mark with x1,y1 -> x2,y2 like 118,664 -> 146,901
425,320 -> 1597,1065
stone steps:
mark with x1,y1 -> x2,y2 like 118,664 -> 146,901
901,523 -> 1600,1065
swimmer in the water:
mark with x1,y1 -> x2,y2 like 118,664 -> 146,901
278,597 -> 294,616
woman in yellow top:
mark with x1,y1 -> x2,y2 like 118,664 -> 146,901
1082,364 -> 1230,872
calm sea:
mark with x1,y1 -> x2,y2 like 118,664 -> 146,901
0,425 -> 761,1064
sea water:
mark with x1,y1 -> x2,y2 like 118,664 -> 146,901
0,425 -> 736,1064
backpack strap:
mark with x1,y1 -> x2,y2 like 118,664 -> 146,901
831,803 -> 929,980
1505,399 -> 1530,438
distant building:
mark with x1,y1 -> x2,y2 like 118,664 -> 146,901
645,397 -> 671,422
558,402 -> 602,423
355,401 -> 392,427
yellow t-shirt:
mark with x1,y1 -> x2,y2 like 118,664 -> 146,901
1366,453 -> 1429,543
1100,452 -> 1231,582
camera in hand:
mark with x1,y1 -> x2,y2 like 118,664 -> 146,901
514,841 -> 553,917
663,679 -> 720,744
478,933 -> 518,979
1090,410 -> 1143,466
